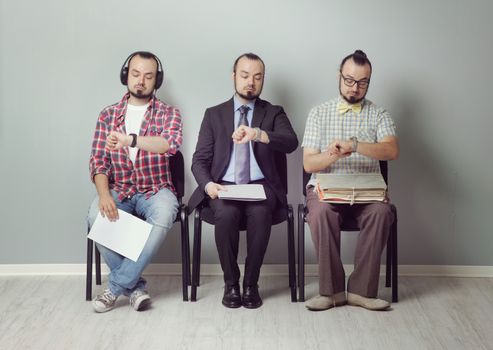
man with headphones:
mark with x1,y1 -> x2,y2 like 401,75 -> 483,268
87,51 -> 182,313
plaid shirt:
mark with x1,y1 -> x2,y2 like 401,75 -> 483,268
89,93 -> 183,201
302,97 -> 396,185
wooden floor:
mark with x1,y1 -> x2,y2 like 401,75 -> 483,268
1,275 -> 492,350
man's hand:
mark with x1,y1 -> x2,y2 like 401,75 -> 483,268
106,131 -> 131,151
232,125 -> 256,144
99,193 -> 119,221
205,182 -> 228,199
328,139 -> 353,157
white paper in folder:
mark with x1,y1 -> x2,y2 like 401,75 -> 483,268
217,184 -> 266,201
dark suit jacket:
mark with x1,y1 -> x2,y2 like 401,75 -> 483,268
188,97 -> 298,212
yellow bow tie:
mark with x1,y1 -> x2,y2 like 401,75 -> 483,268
337,101 -> 362,114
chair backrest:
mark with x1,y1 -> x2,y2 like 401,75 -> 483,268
169,150 -> 185,201
302,160 -> 389,197
274,152 -> 289,194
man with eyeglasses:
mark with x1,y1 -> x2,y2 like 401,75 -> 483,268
301,50 -> 399,311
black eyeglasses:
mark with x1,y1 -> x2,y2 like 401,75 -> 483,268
340,72 -> 370,89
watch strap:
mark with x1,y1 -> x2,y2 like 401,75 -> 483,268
129,133 -> 137,148
350,136 -> 358,152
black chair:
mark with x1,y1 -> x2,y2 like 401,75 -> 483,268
190,154 -> 297,302
86,150 -> 191,301
297,161 -> 398,303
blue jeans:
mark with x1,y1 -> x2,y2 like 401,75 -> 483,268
87,188 -> 179,296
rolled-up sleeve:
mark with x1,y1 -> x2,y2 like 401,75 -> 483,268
161,107 -> 183,156
89,111 -> 111,181
376,109 -> 397,140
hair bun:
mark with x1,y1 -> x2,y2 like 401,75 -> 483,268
354,49 -> 367,58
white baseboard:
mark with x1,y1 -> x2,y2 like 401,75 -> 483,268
1,264 -> 493,278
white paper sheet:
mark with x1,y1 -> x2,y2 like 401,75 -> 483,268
87,209 -> 153,262
217,184 -> 267,201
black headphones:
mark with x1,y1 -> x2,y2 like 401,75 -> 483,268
120,51 -> 164,90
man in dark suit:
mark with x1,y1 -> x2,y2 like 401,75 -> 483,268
189,53 -> 298,309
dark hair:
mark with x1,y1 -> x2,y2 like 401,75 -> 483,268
340,49 -> 372,73
120,51 -> 164,88
128,51 -> 160,70
233,52 -> 265,73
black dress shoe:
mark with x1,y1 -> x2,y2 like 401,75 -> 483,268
222,284 -> 242,308
242,285 -> 262,309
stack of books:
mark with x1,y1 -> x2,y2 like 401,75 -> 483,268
316,173 -> 387,205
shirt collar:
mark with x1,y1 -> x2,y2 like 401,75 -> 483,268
233,94 -> 256,112
116,92 -> 154,120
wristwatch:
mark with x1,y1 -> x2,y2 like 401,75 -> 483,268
129,133 -> 137,148
350,136 -> 358,152
253,127 -> 262,142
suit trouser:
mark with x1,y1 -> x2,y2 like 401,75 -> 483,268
305,189 -> 393,298
209,180 -> 278,287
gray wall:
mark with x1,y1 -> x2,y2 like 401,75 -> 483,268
1,0 -> 492,266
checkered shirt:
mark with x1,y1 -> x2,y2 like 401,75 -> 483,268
302,97 -> 396,183
89,93 -> 183,201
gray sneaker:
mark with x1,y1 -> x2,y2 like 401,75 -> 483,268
92,288 -> 118,313
129,289 -> 151,311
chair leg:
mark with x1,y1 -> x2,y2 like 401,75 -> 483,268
391,213 -> 398,302
191,209 -> 202,302
95,245 -> 101,285
195,211 -> 202,288
185,213 -> 192,287
196,214 -> 202,288
297,204 -> 305,302
287,205 -> 297,302
385,234 -> 391,288
180,206 -> 190,301
86,238 -> 93,301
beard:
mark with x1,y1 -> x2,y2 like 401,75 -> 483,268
128,87 -> 153,100
235,82 -> 262,101
339,84 -> 367,104
236,90 -> 258,101
343,95 -> 363,104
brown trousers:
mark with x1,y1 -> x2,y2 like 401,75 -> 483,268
306,189 -> 394,298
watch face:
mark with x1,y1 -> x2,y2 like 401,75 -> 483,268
350,137 -> 358,152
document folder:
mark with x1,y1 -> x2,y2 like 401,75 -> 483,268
316,173 -> 387,205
